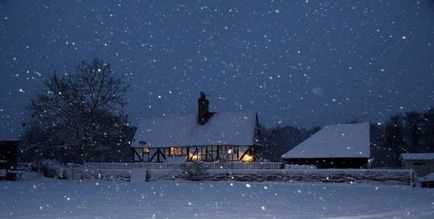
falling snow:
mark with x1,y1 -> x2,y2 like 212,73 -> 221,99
0,1 -> 434,217
0,0 -> 433,138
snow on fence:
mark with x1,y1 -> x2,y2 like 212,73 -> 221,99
205,169 -> 416,186
204,162 -> 284,169
83,162 -> 283,170
75,162 -> 283,181
64,164 -> 137,181
77,162 -> 414,186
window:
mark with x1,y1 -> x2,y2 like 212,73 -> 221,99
170,147 -> 183,156
412,162 -> 426,166
142,147 -> 150,154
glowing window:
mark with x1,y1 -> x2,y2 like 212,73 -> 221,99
241,154 -> 254,162
142,147 -> 150,154
189,153 -> 202,161
170,147 -> 183,156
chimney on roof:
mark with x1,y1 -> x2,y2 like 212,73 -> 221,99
197,91 -> 210,125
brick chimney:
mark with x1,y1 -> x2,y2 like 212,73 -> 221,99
197,91 -> 210,125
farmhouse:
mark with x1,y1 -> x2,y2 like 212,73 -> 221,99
131,92 -> 262,163
401,153 -> 434,177
282,122 -> 370,168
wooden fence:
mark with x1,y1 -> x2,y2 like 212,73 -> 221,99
62,162 -> 416,185
83,162 -> 284,170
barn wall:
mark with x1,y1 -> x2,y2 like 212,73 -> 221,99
283,158 -> 369,169
402,159 -> 434,176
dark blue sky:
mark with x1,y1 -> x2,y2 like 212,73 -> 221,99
1,0 -> 434,138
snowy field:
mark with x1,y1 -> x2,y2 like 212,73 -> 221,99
1,173 -> 434,219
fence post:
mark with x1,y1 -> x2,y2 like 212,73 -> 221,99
70,164 -> 73,180
411,170 -> 415,187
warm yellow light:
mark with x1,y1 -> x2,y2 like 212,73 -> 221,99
189,153 -> 202,161
170,147 -> 182,155
241,154 -> 254,162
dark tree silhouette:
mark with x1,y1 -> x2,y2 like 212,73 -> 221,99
384,116 -> 406,167
405,111 -> 421,153
21,58 -> 134,163
261,125 -> 316,161
370,123 -> 387,167
422,109 -> 434,152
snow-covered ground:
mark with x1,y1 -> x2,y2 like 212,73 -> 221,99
1,173 -> 434,219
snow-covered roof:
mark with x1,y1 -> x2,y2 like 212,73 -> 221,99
401,153 -> 434,161
422,172 -> 434,181
132,112 -> 258,148
282,122 -> 370,159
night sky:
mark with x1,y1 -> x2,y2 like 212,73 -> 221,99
1,0 -> 434,139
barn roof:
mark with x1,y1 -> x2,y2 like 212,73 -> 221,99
131,112 -> 258,148
401,153 -> 434,160
282,122 -> 370,159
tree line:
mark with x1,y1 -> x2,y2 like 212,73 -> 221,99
370,109 -> 434,167
260,125 -> 320,162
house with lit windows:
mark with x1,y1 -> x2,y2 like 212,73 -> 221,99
131,92 -> 262,163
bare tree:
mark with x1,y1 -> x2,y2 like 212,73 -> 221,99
21,58 -> 133,163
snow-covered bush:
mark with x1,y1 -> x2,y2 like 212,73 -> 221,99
80,169 -> 131,182
40,160 -> 66,179
181,162 -> 208,181
284,164 -> 317,169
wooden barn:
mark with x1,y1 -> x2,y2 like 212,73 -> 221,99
0,139 -> 19,180
401,153 -> 434,177
282,122 -> 370,168
131,92 -> 262,163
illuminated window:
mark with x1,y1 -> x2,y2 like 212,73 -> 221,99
142,147 -> 150,154
189,153 -> 202,161
241,154 -> 254,162
170,147 -> 183,156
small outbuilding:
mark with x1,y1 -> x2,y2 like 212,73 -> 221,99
401,153 -> 434,177
0,139 -> 19,180
282,122 -> 370,168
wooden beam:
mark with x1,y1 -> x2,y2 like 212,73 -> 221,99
216,145 -> 220,161
205,146 -> 209,161
186,147 -> 190,161
133,149 -> 143,162
240,147 -> 252,161
150,148 -> 166,163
